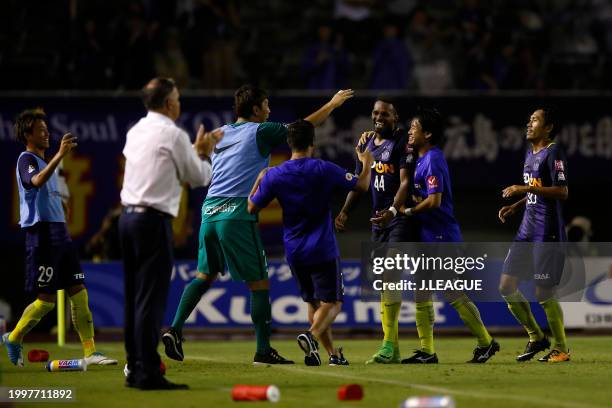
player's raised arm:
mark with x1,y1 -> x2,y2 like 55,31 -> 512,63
354,146 -> 373,192
31,133 -> 77,188
304,89 -> 354,126
335,141 -> 369,232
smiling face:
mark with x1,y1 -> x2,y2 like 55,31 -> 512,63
26,119 -> 50,150
526,109 -> 552,142
408,118 -> 428,148
371,100 -> 398,135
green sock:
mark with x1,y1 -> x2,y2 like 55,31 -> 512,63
171,278 -> 210,333
415,301 -> 435,354
540,298 -> 568,352
381,301 -> 401,347
503,290 -> 544,341
450,295 -> 493,347
250,290 -> 272,354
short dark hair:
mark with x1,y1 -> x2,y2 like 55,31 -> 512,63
234,85 -> 268,119
142,77 -> 176,110
14,108 -> 46,145
375,95 -> 399,115
415,106 -> 444,145
538,107 -> 558,139
375,95 -> 397,108
287,119 -> 314,151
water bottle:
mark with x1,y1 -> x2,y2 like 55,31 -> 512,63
46,359 -> 87,372
400,396 -> 455,408
231,385 -> 280,402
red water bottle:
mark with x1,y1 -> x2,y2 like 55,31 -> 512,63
231,385 -> 280,402
28,349 -> 50,362
337,384 -> 364,400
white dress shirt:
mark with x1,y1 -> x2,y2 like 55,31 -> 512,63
120,111 -> 212,217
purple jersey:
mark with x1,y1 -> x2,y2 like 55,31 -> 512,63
516,143 -> 568,242
413,147 -> 462,242
250,157 -> 357,265
356,131 -> 411,230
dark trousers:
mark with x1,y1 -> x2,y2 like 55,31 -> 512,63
119,210 -> 173,383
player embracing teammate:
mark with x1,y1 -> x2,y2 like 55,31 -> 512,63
339,102 -> 499,364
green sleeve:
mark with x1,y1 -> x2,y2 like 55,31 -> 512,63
256,122 -> 288,157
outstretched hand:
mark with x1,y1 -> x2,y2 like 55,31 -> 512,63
195,125 -> 224,158
329,89 -> 355,109
370,209 -> 394,228
502,185 -> 527,198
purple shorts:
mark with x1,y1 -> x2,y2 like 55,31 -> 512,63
502,242 -> 565,287
289,258 -> 344,303
25,242 -> 84,294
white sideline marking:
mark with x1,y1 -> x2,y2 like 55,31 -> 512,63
186,355 -> 605,408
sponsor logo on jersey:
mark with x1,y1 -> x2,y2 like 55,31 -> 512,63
345,173 -> 354,181
28,165 -> 35,174
524,173 -> 542,187
371,161 -> 395,174
427,176 -> 438,189
558,172 -> 566,181
555,160 -> 565,171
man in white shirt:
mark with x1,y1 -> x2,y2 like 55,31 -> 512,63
119,77 -> 221,390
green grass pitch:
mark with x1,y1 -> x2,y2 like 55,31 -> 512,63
2,336 -> 611,408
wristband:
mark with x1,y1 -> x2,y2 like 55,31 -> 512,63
404,207 -> 413,216
388,206 -> 398,217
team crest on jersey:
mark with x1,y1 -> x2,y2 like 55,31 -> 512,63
558,172 -> 566,181
427,176 -> 438,189
381,149 -> 390,161
555,160 -> 564,171
28,165 -> 35,174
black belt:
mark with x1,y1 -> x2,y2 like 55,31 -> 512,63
123,205 -> 171,218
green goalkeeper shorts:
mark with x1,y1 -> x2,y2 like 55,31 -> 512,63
197,220 -> 268,282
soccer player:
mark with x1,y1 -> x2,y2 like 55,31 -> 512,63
163,86 -> 354,365
335,97 -> 419,364
396,107 -> 499,363
498,108 -> 570,363
247,119 -> 373,366
2,108 -> 117,367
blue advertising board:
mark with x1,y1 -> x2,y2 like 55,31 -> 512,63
84,259 -> 537,329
